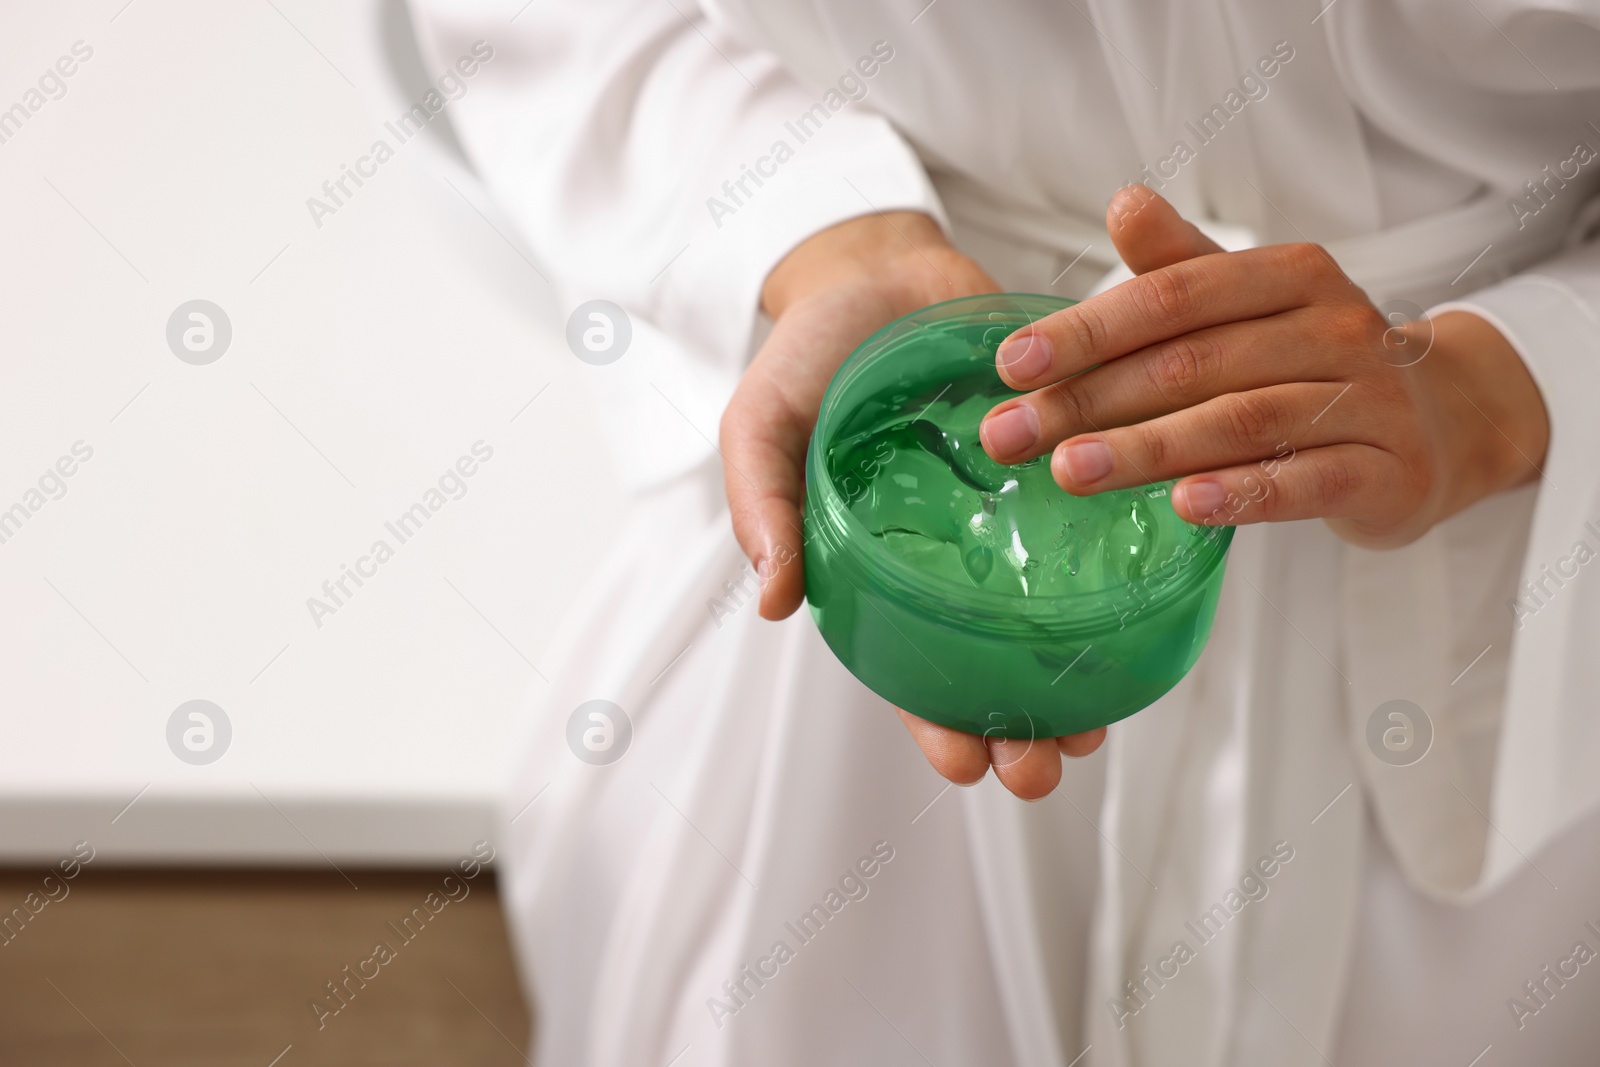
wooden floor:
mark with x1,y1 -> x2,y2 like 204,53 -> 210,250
0,868 -> 532,1067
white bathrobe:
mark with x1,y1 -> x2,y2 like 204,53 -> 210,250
408,1 -> 1600,1063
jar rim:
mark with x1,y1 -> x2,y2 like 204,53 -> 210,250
805,293 -> 1235,637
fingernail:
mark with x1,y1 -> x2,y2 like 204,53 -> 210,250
981,405 -> 1038,458
996,332 -> 1052,382
1060,439 -> 1113,485
1175,480 -> 1226,520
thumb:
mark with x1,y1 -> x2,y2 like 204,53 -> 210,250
1106,184 -> 1225,275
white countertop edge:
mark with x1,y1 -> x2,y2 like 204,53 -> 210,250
0,794 -> 506,868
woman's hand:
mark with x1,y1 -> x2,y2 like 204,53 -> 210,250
721,211 -> 994,616
721,211 -> 1110,799
979,185 -> 1550,548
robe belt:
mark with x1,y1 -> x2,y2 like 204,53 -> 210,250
933,166 -> 1597,308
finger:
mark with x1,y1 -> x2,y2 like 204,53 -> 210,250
1106,184 -> 1225,274
723,291 -> 899,619
994,242 -> 1343,390
986,734 -> 1062,800
897,708 -> 990,786
1167,442 -> 1412,528
980,312 -> 1336,463
1058,728 -> 1107,758
720,377 -> 810,619
1045,382 -> 1360,495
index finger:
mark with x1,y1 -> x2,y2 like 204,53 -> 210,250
994,242 -> 1339,390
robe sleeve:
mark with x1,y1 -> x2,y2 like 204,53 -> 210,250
404,0 -> 942,489
1326,0 -> 1600,901
1343,220 -> 1600,900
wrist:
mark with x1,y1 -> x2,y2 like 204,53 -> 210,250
760,211 -> 982,320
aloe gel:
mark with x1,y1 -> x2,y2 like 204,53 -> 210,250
804,294 -> 1234,738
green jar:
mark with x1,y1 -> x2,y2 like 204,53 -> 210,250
803,294 -> 1234,739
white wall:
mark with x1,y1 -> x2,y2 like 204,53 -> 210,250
0,0 -> 625,863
